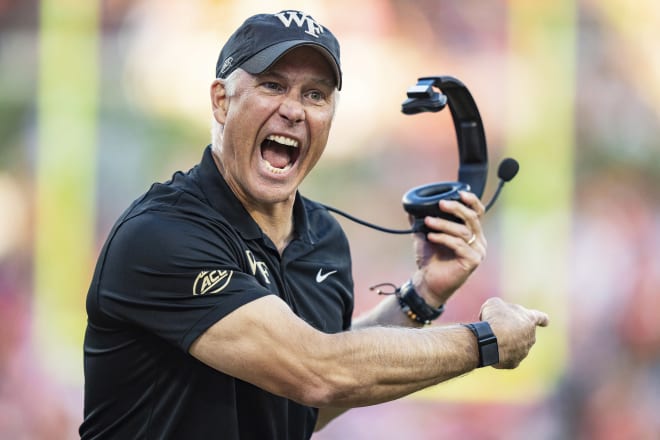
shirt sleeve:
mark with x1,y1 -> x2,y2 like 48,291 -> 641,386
94,209 -> 272,352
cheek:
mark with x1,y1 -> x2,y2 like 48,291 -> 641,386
305,124 -> 331,170
314,119 -> 333,152
311,109 -> 334,142
219,124 -> 251,168
223,103 -> 260,148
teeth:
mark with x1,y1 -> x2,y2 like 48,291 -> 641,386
266,134 -> 298,147
264,162 -> 292,174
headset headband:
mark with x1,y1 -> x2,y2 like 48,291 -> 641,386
402,76 -> 488,198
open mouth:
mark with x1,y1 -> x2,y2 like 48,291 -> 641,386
261,135 -> 300,173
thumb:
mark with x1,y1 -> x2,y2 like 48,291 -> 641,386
534,310 -> 550,327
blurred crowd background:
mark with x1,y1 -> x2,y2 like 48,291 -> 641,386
1,0 -> 659,439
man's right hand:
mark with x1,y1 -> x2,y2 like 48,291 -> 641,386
479,297 -> 549,369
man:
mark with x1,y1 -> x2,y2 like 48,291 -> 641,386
80,10 -> 548,439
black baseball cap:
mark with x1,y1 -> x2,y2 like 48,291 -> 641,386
216,10 -> 342,90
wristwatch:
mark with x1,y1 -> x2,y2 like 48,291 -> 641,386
463,321 -> 499,367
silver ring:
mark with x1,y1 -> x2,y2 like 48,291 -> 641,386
467,233 -> 477,245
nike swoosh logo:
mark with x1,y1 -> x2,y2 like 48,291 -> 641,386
316,268 -> 337,283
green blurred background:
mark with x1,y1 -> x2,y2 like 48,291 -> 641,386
1,0 -> 658,438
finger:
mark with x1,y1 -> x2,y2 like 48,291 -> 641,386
424,231 -> 485,266
459,191 -> 486,217
438,199 -> 479,223
425,231 -> 484,254
423,215 -> 475,243
438,198 -> 483,240
458,192 -> 486,241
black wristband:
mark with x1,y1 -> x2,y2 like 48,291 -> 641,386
463,321 -> 499,367
397,280 -> 445,325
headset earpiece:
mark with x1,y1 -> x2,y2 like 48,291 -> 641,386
402,181 -> 469,225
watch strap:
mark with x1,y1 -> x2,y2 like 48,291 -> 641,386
463,321 -> 499,367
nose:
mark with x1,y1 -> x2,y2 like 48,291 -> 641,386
279,95 -> 305,125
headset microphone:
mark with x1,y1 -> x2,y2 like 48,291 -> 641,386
322,75 -> 518,235
484,157 -> 519,212
497,157 -> 520,182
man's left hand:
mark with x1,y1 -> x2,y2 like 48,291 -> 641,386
411,191 -> 486,306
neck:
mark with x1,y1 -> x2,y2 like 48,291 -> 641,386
211,148 -> 295,254
250,204 -> 295,254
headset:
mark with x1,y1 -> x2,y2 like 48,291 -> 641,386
323,75 -> 518,235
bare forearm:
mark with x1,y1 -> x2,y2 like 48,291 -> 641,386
317,323 -> 476,407
352,294 -> 423,329
314,321 -> 475,432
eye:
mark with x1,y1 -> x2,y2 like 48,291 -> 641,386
305,89 -> 325,102
261,81 -> 284,93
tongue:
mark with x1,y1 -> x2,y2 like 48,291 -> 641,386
262,140 -> 291,169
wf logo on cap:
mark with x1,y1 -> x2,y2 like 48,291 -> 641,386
274,10 -> 325,38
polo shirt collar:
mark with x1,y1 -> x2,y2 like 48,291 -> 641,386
195,145 -> 314,245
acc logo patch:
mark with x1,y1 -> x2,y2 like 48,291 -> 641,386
193,270 -> 233,296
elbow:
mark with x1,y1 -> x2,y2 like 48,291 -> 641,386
293,384 -> 341,408
293,386 -> 333,408
289,370 -> 357,408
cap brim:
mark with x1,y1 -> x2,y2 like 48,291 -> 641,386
241,40 -> 342,90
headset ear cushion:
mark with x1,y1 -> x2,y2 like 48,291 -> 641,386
402,181 -> 470,223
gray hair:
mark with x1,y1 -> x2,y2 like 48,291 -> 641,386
211,68 -> 242,156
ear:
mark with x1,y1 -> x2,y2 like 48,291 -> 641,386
210,79 -> 228,124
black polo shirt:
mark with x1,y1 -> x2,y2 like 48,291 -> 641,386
80,146 -> 354,440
